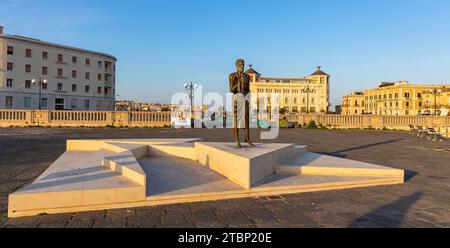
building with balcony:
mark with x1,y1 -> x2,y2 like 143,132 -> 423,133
341,91 -> 365,115
0,25 -> 116,110
421,88 -> 450,116
341,81 -> 450,116
248,65 -> 331,114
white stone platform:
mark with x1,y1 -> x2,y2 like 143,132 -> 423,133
8,139 -> 405,218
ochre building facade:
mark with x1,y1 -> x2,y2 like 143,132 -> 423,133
342,81 -> 450,116
248,66 -> 331,114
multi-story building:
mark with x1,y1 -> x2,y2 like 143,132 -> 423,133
421,88 -> 450,116
248,65 -> 331,114
0,25 -> 116,110
341,91 -> 365,115
342,81 -> 449,116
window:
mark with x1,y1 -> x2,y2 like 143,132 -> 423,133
26,49 -> 32,58
71,99 -> 77,109
72,56 -> 77,64
58,69 -> 63,77
6,79 -> 13,87
72,84 -> 77,92
405,92 -> 410,98
57,83 -> 63,91
85,72 -> 90,80
41,98 -> 48,109
406,101 -> 410,108
418,93 -> 422,98
42,51 -> 48,60
84,100 -> 90,110
98,61 -> 102,68
97,87 -> 102,94
7,62 -> 13,71
96,100 -> 102,110
55,98 -> 65,110
97,74 -> 102,80
24,97 -> 31,109
72,70 -> 77,78
85,58 -> 90,66
25,64 -> 31,73
7,46 -> 13,55
104,87 -> 109,94
5,96 -> 13,108
58,54 -> 63,62
85,85 -> 90,93
42,66 -> 48,75
25,80 -> 31,89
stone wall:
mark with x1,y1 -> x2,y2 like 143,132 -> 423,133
1,110 -> 449,137
284,114 -> 450,137
0,110 -> 171,128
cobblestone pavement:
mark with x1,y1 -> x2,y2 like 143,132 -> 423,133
0,128 -> 449,228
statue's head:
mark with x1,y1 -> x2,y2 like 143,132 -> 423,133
235,59 -> 245,73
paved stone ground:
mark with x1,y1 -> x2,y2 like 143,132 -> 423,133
0,128 -> 449,228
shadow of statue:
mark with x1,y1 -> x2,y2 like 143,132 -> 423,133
348,191 -> 423,228
320,138 -> 404,159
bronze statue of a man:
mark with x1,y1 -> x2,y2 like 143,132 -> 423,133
229,59 -> 255,148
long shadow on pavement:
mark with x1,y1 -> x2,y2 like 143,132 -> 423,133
348,191 -> 423,228
320,139 -> 404,158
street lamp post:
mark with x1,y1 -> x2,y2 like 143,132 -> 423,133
429,88 -> 442,116
31,78 -> 48,110
303,85 -> 315,114
184,82 -> 199,128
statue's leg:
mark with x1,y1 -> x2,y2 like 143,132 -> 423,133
234,100 -> 241,148
244,101 -> 255,147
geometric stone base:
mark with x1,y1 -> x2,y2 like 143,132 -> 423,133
8,139 -> 405,218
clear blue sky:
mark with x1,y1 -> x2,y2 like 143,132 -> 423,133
2,0 -> 450,107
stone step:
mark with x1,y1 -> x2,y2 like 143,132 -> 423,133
277,152 -> 405,179
285,145 -> 308,161
149,143 -> 196,160
102,151 -> 147,186
9,150 -> 146,218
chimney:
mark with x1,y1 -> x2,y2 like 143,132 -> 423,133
0,25 -> 3,34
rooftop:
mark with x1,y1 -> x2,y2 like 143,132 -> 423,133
311,66 -> 329,76
245,65 -> 261,75
0,31 -> 116,60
